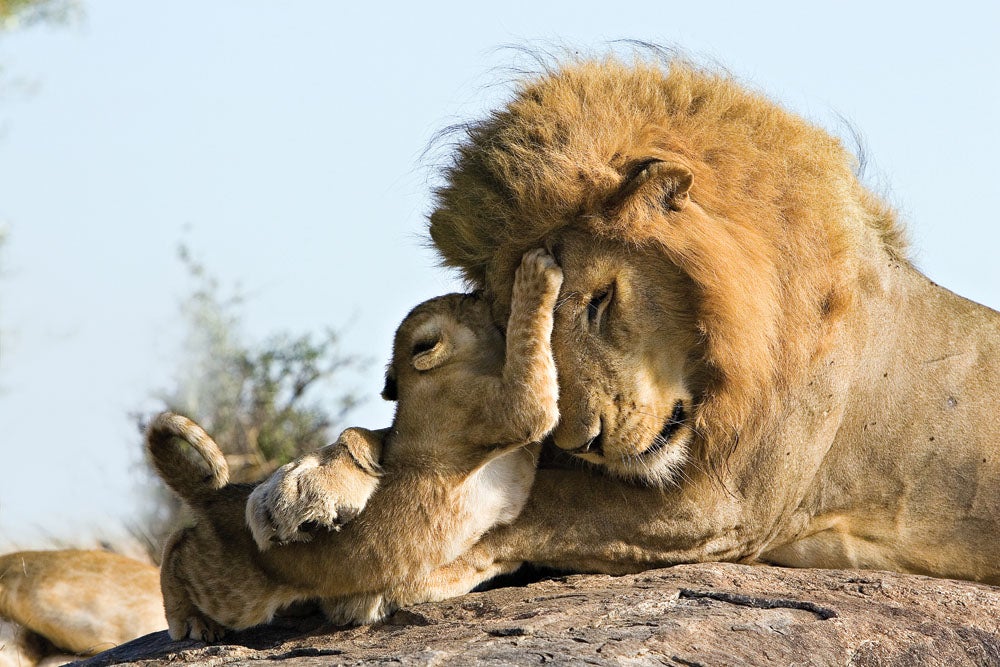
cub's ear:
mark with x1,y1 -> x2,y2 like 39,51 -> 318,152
411,330 -> 453,371
612,159 -> 693,211
381,367 -> 398,401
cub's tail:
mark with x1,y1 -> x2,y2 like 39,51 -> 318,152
146,412 -> 229,505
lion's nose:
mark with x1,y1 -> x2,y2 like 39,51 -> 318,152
553,419 -> 604,456
571,433 -> 604,456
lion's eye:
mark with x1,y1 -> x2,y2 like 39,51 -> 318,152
587,284 -> 614,329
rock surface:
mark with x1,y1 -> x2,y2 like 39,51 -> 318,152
77,563 -> 1000,666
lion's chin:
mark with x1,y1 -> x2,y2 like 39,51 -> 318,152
601,402 -> 693,486
604,433 -> 690,486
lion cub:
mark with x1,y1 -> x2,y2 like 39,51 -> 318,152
150,248 -> 562,640
0,549 -> 165,661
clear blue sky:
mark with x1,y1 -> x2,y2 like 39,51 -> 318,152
1,1 -> 997,547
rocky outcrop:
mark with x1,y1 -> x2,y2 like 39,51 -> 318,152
78,563 -> 1000,666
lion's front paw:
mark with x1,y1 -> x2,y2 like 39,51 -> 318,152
246,443 -> 380,551
515,248 -> 564,301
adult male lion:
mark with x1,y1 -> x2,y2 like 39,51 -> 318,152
259,56 -> 1000,595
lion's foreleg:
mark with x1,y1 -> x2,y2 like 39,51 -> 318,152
462,467 -> 751,574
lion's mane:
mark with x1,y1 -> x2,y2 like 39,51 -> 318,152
429,56 -> 908,462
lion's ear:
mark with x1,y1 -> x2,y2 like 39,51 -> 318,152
651,160 -> 693,211
612,159 -> 693,211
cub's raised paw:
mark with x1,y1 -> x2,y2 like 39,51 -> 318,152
515,248 -> 563,299
246,428 -> 383,551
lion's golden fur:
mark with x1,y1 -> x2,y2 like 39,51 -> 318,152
430,57 -> 908,463
416,53 -> 1000,586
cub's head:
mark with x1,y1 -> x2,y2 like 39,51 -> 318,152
380,294 -> 505,461
382,293 -> 501,402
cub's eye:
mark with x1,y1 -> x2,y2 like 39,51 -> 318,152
587,284 -> 614,329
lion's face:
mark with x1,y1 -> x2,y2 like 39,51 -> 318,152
538,229 -> 702,484
431,59 -> 885,486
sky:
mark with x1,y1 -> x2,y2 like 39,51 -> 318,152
0,1 -> 997,548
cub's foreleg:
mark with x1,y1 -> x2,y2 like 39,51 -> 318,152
467,247 -> 563,445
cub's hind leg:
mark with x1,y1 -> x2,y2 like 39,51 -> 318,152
160,531 -> 225,642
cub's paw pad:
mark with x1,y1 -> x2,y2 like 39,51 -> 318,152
171,613 -> 225,643
246,449 -> 378,550
190,616 -> 226,643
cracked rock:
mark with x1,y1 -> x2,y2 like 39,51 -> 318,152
78,563 -> 1000,666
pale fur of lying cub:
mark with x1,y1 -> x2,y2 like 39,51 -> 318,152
0,549 -> 165,661
149,248 -> 562,640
